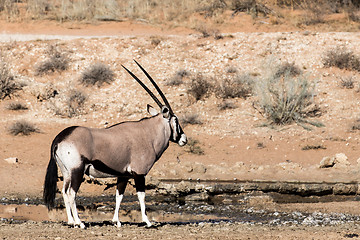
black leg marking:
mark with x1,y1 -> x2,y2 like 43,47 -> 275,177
134,174 -> 146,192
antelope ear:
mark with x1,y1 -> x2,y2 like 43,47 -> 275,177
161,106 -> 170,119
147,104 -> 158,116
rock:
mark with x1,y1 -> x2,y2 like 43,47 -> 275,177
97,205 -> 114,212
333,183 -> 357,195
183,162 -> 207,174
184,192 -> 209,201
245,195 -> 274,206
334,153 -> 350,166
176,180 -> 192,194
4,157 -> 18,164
319,156 -> 335,168
193,162 -> 207,174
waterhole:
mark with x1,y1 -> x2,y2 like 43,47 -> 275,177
2,193 -> 360,226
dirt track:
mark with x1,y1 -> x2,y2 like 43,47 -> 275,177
1,220 -> 360,240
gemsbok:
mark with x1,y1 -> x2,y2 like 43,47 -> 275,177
43,60 -> 187,228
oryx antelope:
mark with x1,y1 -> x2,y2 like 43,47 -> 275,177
43,60 -> 187,228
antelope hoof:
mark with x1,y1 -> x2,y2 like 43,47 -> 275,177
113,221 -> 121,228
145,221 -> 152,228
74,222 -> 85,229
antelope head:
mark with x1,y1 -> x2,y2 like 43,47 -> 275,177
122,60 -> 187,147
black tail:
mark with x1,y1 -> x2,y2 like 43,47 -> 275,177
43,144 -> 58,210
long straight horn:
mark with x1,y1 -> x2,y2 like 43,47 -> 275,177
134,60 -> 174,115
122,65 -> 163,109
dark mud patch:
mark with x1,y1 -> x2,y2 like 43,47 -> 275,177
2,190 -> 360,227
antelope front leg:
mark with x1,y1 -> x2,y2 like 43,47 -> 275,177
134,174 -> 152,227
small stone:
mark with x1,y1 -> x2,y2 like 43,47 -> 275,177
185,192 -> 209,201
4,157 -> 18,164
97,205 -> 114,212
334,153 -> 350,166
319,156 -> 335,168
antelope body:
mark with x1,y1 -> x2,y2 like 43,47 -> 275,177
43,61 -> 187,228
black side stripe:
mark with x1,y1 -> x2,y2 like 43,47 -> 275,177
82,156 -> 130,177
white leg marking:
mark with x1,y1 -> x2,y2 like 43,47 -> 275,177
137,191 -> 151,227
62,187 -> 74,225
112,189 -> 123,228
68,188 -> 85,229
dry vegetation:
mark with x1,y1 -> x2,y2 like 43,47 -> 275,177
0,57 -> 21,99
1,0 -> 360,31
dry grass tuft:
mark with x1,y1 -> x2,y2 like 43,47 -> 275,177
215,73 -> 254,99
187,74 -> 212,101
6,102 -> 28,111
80,62 -> 115,87
254,60 -> 322,128
35,45 -> 70,76
185,138 -> 204,155
66,89 -> 87,117
0,59 -> 21,99
166,69 -> 190,86
8,120 -> 39,136
322,46 -> 360,72
218,100 -> 237,110
180,113 -> 203,127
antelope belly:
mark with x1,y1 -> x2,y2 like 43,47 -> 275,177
86,164 -> 117,178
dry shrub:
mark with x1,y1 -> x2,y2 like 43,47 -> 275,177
51,89 -> 87,118
218,100 -> 237,110
180,113 -> 202,127
185,138 -> 204,155
0,59 -> 21,99
35,45 -> 70,75
187,74 -> 212,101
215,73 -> 254,99
339,76 -> 355,89
66,89 -> 87,117
166,69 -> 190,86
351,119 -> 360,131
55,0 -> 121,21
194,24 -> 223,39
255,60 -> 322,128
323,46 -> 360,72
26,0 -> 53,19
6,102 -> 28,111
0,0 -> 19,20
231,0 -> 273,18
8,120 -> 39,136
273,62 -> 301,78
226,66 -> 238,74
80,62 -> 115,87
